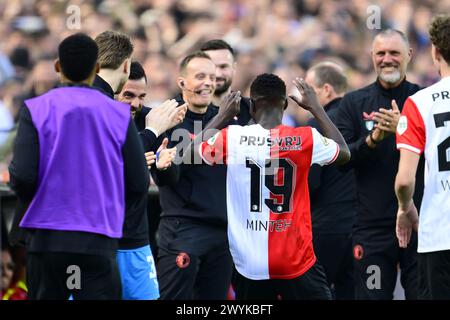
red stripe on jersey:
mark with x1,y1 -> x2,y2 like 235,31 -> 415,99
396,98 -> 426,154
327,144 -> 340,165
267,125 -> 316,279
199,128 -> 228,165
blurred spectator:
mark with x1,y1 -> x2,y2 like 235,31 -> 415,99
0,52 -> 15,85
0,0 -> 446,301
23,57 -> 58,98
0,0 -> 443,108
0,101 -> 13,148
9,47 -> 31,80
0,101 -> 15,183
1,246 -> 28,300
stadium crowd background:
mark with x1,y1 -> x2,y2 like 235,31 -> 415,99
0,0 -> 448,299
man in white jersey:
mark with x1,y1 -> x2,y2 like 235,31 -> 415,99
187,74 -> 350,299
395,14 -> 450,299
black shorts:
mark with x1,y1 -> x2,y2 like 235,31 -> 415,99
27,251 -> 121,300
156,217 -> 233,300
312,232 -> 354,299
418,250 -> 450,299
234,262 -> 332,300
352,226 -> 418,300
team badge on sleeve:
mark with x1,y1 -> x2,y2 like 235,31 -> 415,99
207,132 -> 220,145
321,136 -> 330,146
397,116 -> 408,135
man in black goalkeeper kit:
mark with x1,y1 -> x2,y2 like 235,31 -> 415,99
335,29 -> 424,299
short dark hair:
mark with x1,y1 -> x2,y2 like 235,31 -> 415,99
179,51 -> 212,74
309,62 -> 347,94
129,61 -> 147,83
250,73 -> 286,102
58,33 -> 98,82
374,29 -> 410,48
200,39 -> 235,57
95,31 -> 133,69
429,15 -> 450,65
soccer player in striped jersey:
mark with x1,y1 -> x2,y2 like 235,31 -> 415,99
395,14 -> 450,299
188,74 -> 350,299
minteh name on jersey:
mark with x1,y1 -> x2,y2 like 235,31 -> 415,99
239,134 -> 302,151
246,218 -> 292,232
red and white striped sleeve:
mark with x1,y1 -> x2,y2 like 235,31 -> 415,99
198,128 -> 228,166
396,97 -> 425,155
311,127 -> 340,166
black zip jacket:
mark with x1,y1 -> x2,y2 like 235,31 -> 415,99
334,79 -> 424,228
308,98 -> 357,233
153,94 -> 251,226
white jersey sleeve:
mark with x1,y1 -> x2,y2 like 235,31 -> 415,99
310,127 -> 340,166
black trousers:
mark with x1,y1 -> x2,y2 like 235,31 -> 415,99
234,262 -> 331,300
27,251 -> 121,300
312,232 -> 354,299
418,250 -> 450,299
353,226 -> 418,300
156,217 -> 233,300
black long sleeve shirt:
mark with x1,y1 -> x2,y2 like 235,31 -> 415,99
334,79 -> 424,228
152,93 -> 252,226
90,80 -> 156,250
308,98 -> 357,234
155,106 -> 228,226
9,96 -> 148,254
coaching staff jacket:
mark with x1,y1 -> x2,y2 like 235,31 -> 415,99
334,79 -> 423,228
308,97 -> 357,234
152,95 -> 251,226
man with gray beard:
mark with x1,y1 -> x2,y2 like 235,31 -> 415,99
334,29 -> 423,299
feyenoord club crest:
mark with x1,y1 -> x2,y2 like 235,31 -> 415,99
353,244 -> 364,260
363,111 -> 375,131
176,252 -> 190,268
365,120 -> 374,131
397,116 -> 408,135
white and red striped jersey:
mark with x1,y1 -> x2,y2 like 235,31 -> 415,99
396,76 -> 450,253
199,124 -> 339,280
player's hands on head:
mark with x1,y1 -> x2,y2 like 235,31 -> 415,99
289,77 -> 321,112
218,90 -> 241,120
